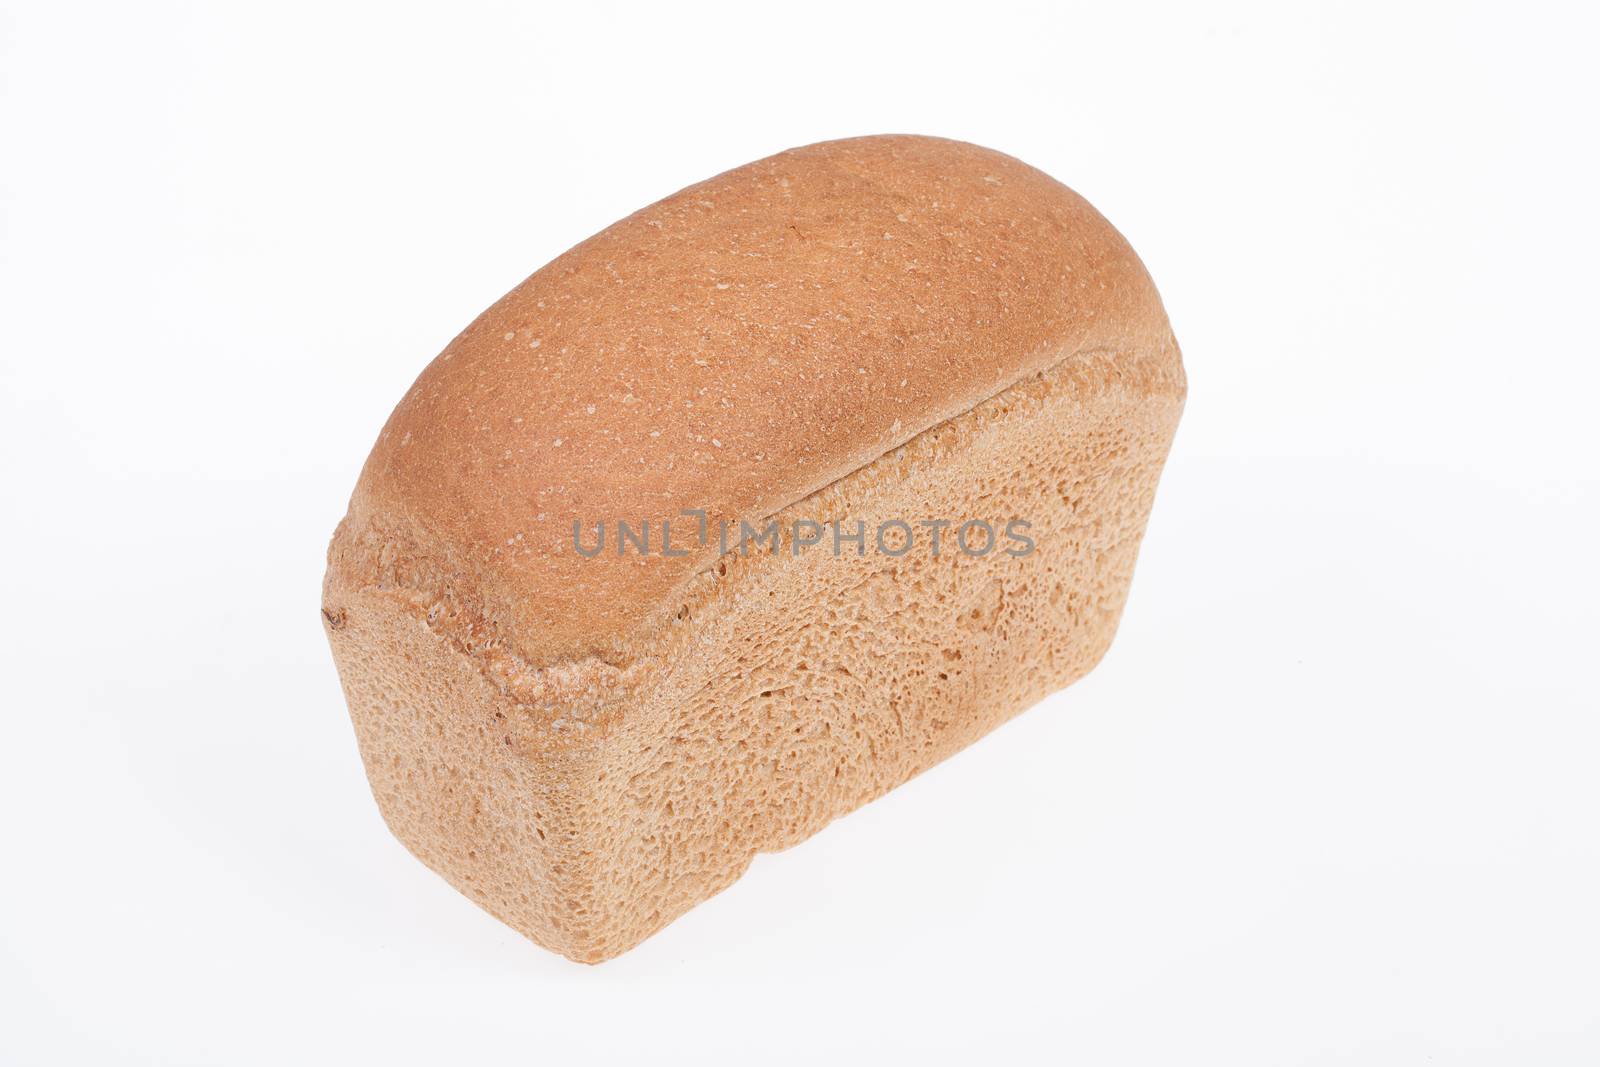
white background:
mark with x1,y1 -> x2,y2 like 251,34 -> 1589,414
3,1 -> 1596,1063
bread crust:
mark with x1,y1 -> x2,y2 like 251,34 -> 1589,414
323,135 -> 1185,961
327,135 -> 1177,671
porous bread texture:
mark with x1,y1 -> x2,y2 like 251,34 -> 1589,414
322,135 -> 1186,962
324,344 -> 1183,962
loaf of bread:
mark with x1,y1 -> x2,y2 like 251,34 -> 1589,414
323,135 -> 1185,962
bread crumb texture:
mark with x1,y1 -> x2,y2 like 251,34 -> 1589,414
324,135 -> 1185,962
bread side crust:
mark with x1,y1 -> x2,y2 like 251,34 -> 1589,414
324,337 -> 1184,961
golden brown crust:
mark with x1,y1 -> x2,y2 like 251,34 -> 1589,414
329,135 -> 1175,670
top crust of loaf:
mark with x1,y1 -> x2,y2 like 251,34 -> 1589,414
327,135 -> 1178,673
